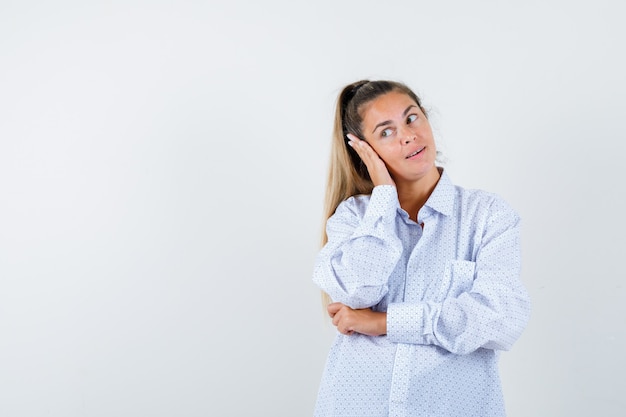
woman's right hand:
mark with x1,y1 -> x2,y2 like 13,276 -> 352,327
346,133 -> 395,187
327,302 -> 387,337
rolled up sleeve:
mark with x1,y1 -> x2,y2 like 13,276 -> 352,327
313,186 -> 404,309
387,197 -> 531,354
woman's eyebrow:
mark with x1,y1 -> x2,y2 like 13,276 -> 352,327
372,105 -> 418,133
403,104 -> 417,117
372,120 -> 392,134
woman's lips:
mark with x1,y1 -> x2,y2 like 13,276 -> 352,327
406,147 -> 425,159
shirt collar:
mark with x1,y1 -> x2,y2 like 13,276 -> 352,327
422,167 -> 455,217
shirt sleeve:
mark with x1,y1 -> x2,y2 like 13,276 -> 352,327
312,185 -> 404,309
386,197 -> 531,354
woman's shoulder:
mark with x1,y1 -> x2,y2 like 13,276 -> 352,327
453,184 -> 520,224
437,170 -> 517,217
455,184 -> 501,203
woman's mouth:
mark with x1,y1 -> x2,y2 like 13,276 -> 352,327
406,147 -> 425,159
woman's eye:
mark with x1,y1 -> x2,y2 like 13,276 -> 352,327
381,128 -> 393,137
407,114 -> 418,124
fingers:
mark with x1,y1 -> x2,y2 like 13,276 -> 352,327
327,302 -> 343,318
346,134 -> 378,170
336,319 -> 354,335
328,303 -> 356,335
346,134 -> 376,161
346,134 -> 395,187
328,304 -> 386,337
345,133 -> 358,142
330,304 -> 346,326
345,133 -> 359,144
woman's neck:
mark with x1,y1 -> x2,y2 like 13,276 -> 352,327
395,166 -> 441,222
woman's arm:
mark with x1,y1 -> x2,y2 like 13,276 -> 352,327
330,198 -> 531,354
313,136 -> 403,308
385,197 -> 531,354
313,185 -> 404,309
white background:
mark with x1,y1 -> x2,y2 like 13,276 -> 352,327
1,1 -> 624,416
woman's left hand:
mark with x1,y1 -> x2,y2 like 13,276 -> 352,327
327,302 -> 387,336
346,134 -> 395,187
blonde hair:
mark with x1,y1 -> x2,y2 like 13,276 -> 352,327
320,80 -> 426,306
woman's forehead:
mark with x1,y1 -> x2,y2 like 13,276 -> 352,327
361,92 -> 417,121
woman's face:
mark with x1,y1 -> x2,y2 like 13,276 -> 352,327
359,91 -> 437,183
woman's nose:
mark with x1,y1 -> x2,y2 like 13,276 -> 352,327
401,128 -> 416,144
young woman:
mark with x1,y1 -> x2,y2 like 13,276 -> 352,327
312,80 -> 531,417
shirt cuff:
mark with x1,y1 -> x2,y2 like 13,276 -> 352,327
387,302 -> 435,345
358,185 -> 399,226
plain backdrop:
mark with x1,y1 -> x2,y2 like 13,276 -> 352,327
1,1 -> 624,416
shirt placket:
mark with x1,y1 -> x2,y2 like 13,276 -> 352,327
388,343 -> 412,417
388,216 -> 423,417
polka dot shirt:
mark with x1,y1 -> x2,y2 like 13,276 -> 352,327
312,169 -> 531,417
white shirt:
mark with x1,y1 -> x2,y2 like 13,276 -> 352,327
312,169 -> 531,417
